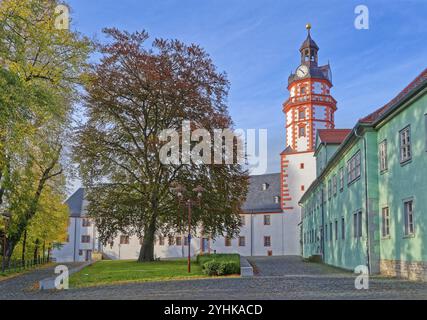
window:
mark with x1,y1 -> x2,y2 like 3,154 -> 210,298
347,151 -> 361,184
301,185 -> 305,192
301,87 -> 306,95
81,235 -> 90,243
264,236 -> 271,247
274,196 -> 280,204
264,215 -> 271,226
78,250 -> 83,256
400,126 -> 411,163
328,179 -> 332,200
168,235 -> 175,246
300,163 -> 305,169
299,126 -> 306,137
332,175 -> 337,196
239,236 -> 246,247
176,236 -> 182,246
183,236 -> 188,246
225,237 -> 232,247
382,207 -> 390,238
353,211 -> 363,238
120,235 -> 129,245
262,183 -> 269,191
240,215 -> 246,226
341,217 -> 345,240
82,218 -> 91,227
379,140 -> 388,172
158,236 -> 165,246
325,224 -> 328,242
329,223 -> 333,241
404,200 -> 414,236
299,108 -> 306,119
335,220 -> 338,241
339,167 -> 344,191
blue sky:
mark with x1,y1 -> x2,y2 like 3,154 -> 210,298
68,0 -> 427,175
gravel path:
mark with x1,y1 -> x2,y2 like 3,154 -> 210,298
0,263 -> 82,299
1,257 -> 426,300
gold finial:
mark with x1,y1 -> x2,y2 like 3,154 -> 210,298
306,23 -> 312,31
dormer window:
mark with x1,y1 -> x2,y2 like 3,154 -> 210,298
274,196 -> 280,204
262,183 -> 269,191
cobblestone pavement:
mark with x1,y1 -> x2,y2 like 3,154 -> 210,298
0,263 -> 82,299
1,256 -> 426,300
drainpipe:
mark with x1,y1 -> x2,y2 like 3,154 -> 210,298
321,185 -> 325,261
354,126 -> 371,274
250,211 -> 254,256
73,218 -> 77,262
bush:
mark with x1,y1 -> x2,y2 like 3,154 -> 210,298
221,261 -> 240,275
202,260 -> 221,276
200,255 -> 240,276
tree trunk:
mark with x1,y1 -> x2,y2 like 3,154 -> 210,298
33,239 -> 39,264
138,219 -> 156,262
21,229 -> 27,262
47,244 -> 51,262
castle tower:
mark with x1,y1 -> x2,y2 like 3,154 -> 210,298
280,25 -> 337,254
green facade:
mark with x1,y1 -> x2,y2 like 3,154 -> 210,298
300,75 -> 427,279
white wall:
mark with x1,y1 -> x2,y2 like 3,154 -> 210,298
99,211 -> 301,260
52,217 -> 97,263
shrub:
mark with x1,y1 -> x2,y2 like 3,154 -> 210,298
221,261 -> 240,275
202,260 -> 221,276
201,258 -> 240,276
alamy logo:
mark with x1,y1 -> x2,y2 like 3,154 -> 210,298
159,121 -> 268,175
54,5 -> 70,30
54,265 -> 69,290
354,265 -> 369,290
354,5 -> 369,30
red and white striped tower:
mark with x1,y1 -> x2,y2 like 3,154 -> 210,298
280,24 -> 337,254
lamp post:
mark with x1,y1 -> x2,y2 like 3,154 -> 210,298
171,183 -> 204,273
1,212 -> 11,273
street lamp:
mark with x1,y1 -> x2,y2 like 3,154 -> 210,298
171,183 -> 205,273
1,212 -> 11,273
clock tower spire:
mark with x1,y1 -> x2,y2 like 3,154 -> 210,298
279,25 -> 337,217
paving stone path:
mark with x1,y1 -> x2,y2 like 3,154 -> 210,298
0,257 -> 426,300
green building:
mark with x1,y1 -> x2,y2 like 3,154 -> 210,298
299,69 -> 427,280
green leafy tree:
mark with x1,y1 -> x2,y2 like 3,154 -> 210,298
0,0 -> 91,264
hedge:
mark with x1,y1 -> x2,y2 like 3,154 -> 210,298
197,254 -> 240,276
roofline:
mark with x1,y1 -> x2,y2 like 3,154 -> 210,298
299,77 -> 427,205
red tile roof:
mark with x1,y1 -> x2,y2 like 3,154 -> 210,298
317,129 -> 352,144
360,68 -> 427,124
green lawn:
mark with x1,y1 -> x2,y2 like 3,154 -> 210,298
70,259 -> 208,288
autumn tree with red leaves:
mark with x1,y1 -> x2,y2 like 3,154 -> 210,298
74,29 -> 248,262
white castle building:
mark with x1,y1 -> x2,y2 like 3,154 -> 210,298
53,26 -> 337,262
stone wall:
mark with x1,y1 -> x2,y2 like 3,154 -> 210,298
380,259 -> 427,281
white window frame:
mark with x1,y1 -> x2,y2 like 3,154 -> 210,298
264,215 -> 271,226
239,236 -> 246,247
403,199 -> 415,236
379,140 -> 388,172
347,151 -> 361,184
264,236 -> 271,247
400,126 -> 412,163
382,207 -> 390,238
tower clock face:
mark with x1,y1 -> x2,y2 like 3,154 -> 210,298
296,65 -> 308,78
